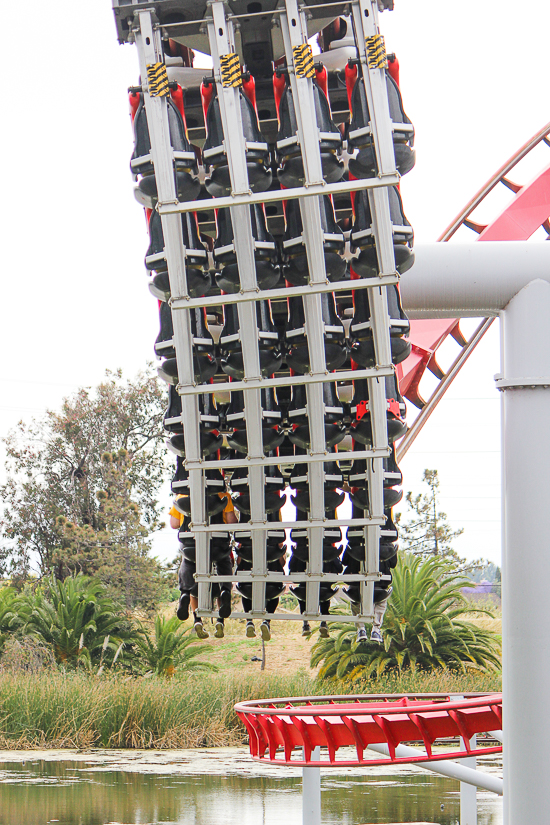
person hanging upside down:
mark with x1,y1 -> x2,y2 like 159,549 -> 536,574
170,492 -> 237,639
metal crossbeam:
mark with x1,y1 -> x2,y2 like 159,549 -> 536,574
156,173 -> 399,213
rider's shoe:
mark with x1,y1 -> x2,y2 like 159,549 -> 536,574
246,620 -> 256,638
218,589 -> 232,620
215,619 -> 225,639
302,621 -> 311,636
370,628 -> 383,644
194,618 -> 209,639
260,620 -> 271,642
176,592 -> 190,621
356,626 -> 368,644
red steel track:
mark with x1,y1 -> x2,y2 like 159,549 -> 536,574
396,122 -> 550,460
235,693 -> 502,767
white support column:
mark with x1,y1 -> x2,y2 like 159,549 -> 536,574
460,739 -> 478,825
451,695 -> 477,825
302,747 -> 321,825
498,278 -> 550,825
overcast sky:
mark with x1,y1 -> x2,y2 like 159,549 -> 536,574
1,0 -> 549,568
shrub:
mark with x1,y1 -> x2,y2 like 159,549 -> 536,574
18,575 -> 138,669
311,554 -> 501,680
136,615 -> 217,677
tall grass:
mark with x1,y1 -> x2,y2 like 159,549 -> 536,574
0,670 -> 501,750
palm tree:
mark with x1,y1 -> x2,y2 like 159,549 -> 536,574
19,575 -> 137,668
136,615 -> 218,677
311,553 -> 501,680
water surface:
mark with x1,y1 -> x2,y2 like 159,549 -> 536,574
0,747 -> 502,825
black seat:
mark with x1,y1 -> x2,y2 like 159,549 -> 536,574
234,511 -> 287,564
213,206 -> 280,293
350,187 -> 414,278
274,66 -> 344,187
219,301 -> 283,379
289,537 -> 340,605
282,196 -> 346,286
345,63 -> 415,179
181,508 -> 233,565
287,382 -> 345,450
155,303 -> 217,385
167,390 -> 223,458
201,75 -> 271,196
146,209 -> 211,301
349,456 -> 403,510
227,388 -> 285,455
171,458 -> 227,518
349,376 -> 407,446
290,461 -> 345,513
285,294 -> 347,374
231,462 -> 286,515
130,89 -> 200,205
349,283 -> 411,367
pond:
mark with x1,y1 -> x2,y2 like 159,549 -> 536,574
0,747 -> 502,825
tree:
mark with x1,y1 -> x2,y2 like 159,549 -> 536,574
54,450 -> 165,609
397,469 -> 465,567
0,368 -> 168,605
311,554 -> 501,680
136,615 -> 217,677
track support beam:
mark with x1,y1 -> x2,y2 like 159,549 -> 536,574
499,278 -> 550,825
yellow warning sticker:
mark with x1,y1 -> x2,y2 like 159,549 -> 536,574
365,34 -> 388,70
220,53 -> 242,87
293,44 -> 315,79
146,62 -> 170,97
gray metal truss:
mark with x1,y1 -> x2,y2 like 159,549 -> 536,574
129,0 -> 403,622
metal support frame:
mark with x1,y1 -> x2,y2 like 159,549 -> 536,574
130,0 -> 405,623
206,2 -> 267,613
500,278 -> 550,825
279,0 -> 332,616
133,10 -> 210,611
302,747 -> 321,825
366,743 -> 503,796
451,694 -> 478,825
350,0 -> 396,612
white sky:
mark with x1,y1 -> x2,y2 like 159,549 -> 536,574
1,0 -> 549,568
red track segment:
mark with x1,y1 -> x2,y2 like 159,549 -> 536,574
235,693 -> 502,767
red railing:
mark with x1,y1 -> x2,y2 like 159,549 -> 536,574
235,693 -> 502,767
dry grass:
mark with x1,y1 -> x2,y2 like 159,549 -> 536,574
0,665 -> 501,751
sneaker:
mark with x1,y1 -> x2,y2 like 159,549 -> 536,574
176,592 -> 190,621
302,621 -> 311,636
215,619 -> 225,639
260,620 -> 271,642
218,589 -> 232,620
246,620 -> 256,638
356,626 -> 368,644
370,628 -> 383,644
194,619 -> 209,639
319,621 -> 329,638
